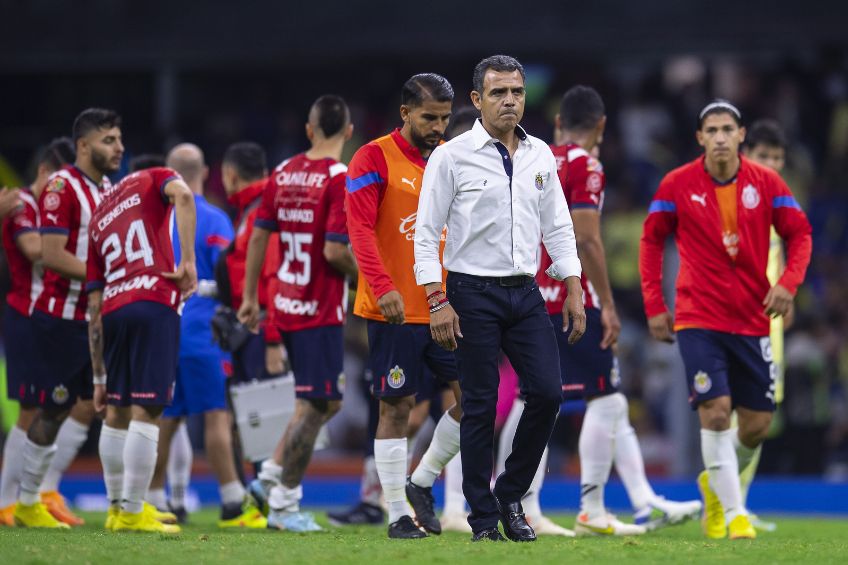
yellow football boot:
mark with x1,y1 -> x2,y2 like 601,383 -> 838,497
697,471 -> 727,539
0,503 -> 15,527
105,505 -> 120,530
13,502 -> 71,529
113,509 -> 181,533
143,502 -> 177,524
41,491 -> 85,526
729,514 -> 757,540
218,499 -> 267,529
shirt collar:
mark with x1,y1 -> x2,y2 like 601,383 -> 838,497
71,164 -> 105,188
227,178 -> 266,209
390,128 -> 428,168
471,118 -> 529,151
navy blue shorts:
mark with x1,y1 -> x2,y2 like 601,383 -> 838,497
231,330 -> 269,383
553,309 -> 619,400
3,306 -> 40,405
677,329 -> 776,412
30,310 -> 93,408
103,301 -> 180,407
283,325 -> 345,400
367,320 -> 459,398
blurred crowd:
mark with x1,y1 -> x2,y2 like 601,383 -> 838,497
2,48 -> 846,480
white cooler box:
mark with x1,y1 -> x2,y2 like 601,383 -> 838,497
230,374 -> 295,463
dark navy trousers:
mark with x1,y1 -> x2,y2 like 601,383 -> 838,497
446,271 -> 562,533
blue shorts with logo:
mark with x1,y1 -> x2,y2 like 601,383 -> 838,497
3,306 -> 40,405
367,320 -> 459,399
283,325 -> 344,401
552,308 -> 619,400
677,328 -> 776,412
30,309 -> 93,409
165,351 -> 229,417
103,301 -> 179,407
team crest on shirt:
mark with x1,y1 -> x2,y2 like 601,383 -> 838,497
742,184 -> 760,209
46,177 -> 66,193
387,365 -> 406,389
586,157 -> 603,172
693,371 -> 712,394
44,192 -> 61,211
534,171 -> 549,191
51,384 -> 70,405
586,173 -> 603,193
337,373 -> 346,394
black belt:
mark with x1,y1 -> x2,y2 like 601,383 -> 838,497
466,274 -> 535,287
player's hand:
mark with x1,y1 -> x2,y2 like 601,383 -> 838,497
377,290 -> 405,324
784,301 -> 796,329
265,344 -> 288,375
237,298 -> 261,332
0,187 -> 21,219
162,261 -> 198,301
648,312 -> 675,343
93,384 -> 107,414
430,303 -> 462,351
763,284 -> 793,318
563,293 -> 586,345
599,304 -> 621,350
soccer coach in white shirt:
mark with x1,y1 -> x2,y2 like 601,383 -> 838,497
414,55 -> 586,542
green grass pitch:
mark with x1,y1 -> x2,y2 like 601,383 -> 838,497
1,510 -> 846,564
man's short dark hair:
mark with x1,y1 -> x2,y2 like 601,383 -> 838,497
222,142 -> 267,181
559,86 -> 605,131
39,137 -> 75,170
129,154 -> 166,172
446,106 -> 479,139
472,55 -> 525,93
401,73 -> 454,108
72,108 -> 121,141
310,95 -> 350,138
745,119 -> 787,150
697,99 -> 742,129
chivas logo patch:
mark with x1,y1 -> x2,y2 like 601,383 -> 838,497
388,365 -> 405,389
742,184 -> 760,209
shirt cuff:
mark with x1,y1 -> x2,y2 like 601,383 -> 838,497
546,257 -> 582,281
325,232 -> 350,244
254,218 -> 277,231
414,262 -> 443,286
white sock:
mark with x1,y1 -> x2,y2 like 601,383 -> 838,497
496,399 -> 524,477
410,412 -> 461,488
40,417 -> 88,493
122,421 -> 159,514
360,455 -> 382,507
167,423 -> 193,509
259,459 -> 284,485
579,394 -> 624,518
0,426 -> 28,507
523,446 -> 547,518
268,483 -> 302,513
19,439 -> 57,505
443,452 -> 466,515
147,487 -> 167,510
374,438 -> 412,523
701,428 -> 746,523
613,406 -> 657,512
219,480 -> 245,507
731,429 -> 758,472
98,425 -> 127,505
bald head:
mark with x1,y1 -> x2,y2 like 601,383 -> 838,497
166,143 -> 207,193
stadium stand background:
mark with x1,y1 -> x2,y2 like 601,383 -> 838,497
1,0 -> 847,505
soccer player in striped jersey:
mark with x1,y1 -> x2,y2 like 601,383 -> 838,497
740,119 -> 791,532
14,109 -> 123,529
0,138 -> 75,527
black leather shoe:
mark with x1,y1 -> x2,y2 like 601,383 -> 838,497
472,527 -> 508,542
493,496 -> 536,542
388,515 -> 428,539
406,478 -> 441,534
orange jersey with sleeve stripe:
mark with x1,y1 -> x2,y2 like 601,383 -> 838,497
346,129 -> 445,324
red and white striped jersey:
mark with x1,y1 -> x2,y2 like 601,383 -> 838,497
1,188 -> 43,315
34,165 -> 107,321
537,143 -> 606,313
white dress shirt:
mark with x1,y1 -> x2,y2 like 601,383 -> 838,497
414,119 -> 581,285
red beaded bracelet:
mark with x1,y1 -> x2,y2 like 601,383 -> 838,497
426,290 -> 445,301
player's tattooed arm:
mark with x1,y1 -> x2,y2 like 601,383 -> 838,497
87,290 -> 106,381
